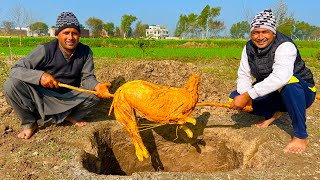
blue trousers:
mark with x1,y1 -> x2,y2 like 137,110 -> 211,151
230,74 -> 316,139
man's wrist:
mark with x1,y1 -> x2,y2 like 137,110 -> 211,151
248,89 -> 257,100
94,83 -> 101,91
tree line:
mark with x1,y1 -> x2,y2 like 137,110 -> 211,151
229,0 -> 320,41
174,4 -> 224,39
1,1 -> 320,41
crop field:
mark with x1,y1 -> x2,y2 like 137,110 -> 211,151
1,36 -> 320,88
1,37 -> 319,58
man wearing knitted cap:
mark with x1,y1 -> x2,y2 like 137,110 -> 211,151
229,9 -> 316,153
3,12 -> 112,139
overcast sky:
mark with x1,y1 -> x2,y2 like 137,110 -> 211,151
1,0 -> 319,36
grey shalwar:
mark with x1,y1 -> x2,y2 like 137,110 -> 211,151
3,39 -> 100,129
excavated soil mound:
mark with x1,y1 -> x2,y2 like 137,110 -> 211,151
96,60 -> 232,105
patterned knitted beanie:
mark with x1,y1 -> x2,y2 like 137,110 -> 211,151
55,12 -> 81,36
250,9 -> 276,34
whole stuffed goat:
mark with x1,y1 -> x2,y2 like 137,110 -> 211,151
109,73 -> 200,161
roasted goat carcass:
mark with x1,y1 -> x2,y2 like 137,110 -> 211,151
109,73 -> 200,161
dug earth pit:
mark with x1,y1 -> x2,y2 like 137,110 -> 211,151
77,60 -> 291,177
80,118 -> 288,176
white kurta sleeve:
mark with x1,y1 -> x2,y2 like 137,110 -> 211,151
237,46 -> 253,94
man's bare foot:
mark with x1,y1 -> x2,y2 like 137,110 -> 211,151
256,111 -> 281,128
284,137 -> 309,153
17,123 -> 38,139
65,116 -> 87,127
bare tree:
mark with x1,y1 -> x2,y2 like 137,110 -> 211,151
241,0 -> 293,28
241,2 -> 253,23
273,0 -> 293,26
0,8 -> 3,20
10,2 -> 33,46
1,21 -> 15,35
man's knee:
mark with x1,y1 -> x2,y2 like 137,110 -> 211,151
3,78 -> 34,102
3,78 -> 24,96
90,94 -> 100,106
280,82 -> 302,95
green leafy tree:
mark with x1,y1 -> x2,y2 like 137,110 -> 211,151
277,17 -> 295,37
28,22 -> 48,36
114,26 -> 121,38
120,14 -> 137,38
273,0 -> 296,37
310,27 -> 320,41
174,14 -> 188,38
137,37 -> 154,58
207,7 -> 224,37
133,21 -> 148,38
85,17 -> 103,38
127,27 -> 133,37
103,22 -> 115,37
186,13 -> 198,38
174,5 -> 223,38
197,5 -> 210,38
294,21 -> 314,40
230,21 -> 250,39
197,5 -> 223,38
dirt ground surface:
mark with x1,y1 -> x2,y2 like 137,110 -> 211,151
0,60 -> 320,179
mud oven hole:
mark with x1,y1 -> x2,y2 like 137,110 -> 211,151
82,125 -> 245,176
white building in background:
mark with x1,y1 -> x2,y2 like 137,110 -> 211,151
146,25 -> 169,39
15,27 -> 47,36
14,27 -> 31,36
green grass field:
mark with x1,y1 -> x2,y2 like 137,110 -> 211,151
1,36 -> 319,59
1,37 -> 320,89
1,46 -> 319,59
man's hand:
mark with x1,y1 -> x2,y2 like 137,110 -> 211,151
40,72 -> 59,88
230,92 -> 253,112
95,82 -> 113,99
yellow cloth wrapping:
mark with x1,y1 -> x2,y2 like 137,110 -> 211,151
109,73 -> 200,161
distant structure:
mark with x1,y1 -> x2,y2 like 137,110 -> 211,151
0,27 -> 89,37
146,25 -> 169,39
0,27 -> 28,36
17,27 -> 31,36
49,28 -> 90,38
23,27 -> 50,37
0,27 -> 43,36
165,37 -> 180,40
